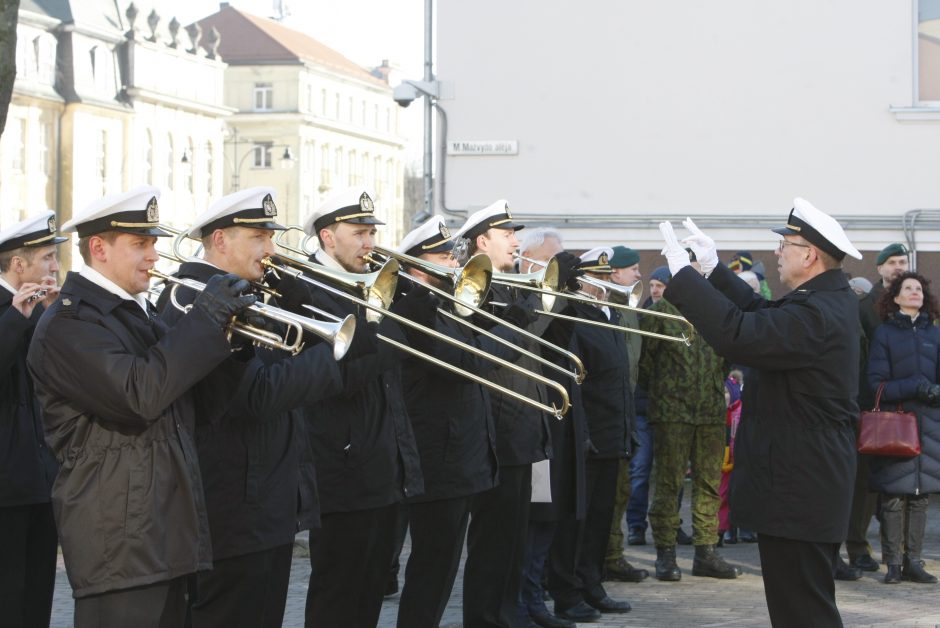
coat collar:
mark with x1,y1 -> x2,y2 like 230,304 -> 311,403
791,268 -> 850,294
60,272 -> 152,317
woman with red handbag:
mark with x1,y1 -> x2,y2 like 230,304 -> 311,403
868,271 -> 940,585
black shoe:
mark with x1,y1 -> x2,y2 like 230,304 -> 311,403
884,564 -> 902,584
902,557 -> 938,584
738,530 -> 758,543
833,557 -> 862,581
850,553 -> 880,572
585,595 -> 631,613
555,601 -> 602,622
692,544 -> 741,579
655,546 -> 682,581
627,527 -> 647,546
530,610 -> 577,628
676,526 -> 693,546
604,557 -> 649,582
722,529 -> 738,545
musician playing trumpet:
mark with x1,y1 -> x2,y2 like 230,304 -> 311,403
0,210 -> 66,627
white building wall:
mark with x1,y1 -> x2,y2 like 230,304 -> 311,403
436,0 -> 940,251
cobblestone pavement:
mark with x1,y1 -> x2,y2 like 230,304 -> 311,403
51,493 -> 940,627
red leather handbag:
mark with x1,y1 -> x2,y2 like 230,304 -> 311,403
857,383 -> 922,457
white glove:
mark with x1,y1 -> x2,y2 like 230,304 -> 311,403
681,217 -> 718,276
659,221 -> 691,276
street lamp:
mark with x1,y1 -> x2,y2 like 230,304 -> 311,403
223,127 -> 296,192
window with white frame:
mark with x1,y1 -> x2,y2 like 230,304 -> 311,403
185,138 -> 195,193
205,141 -> 214,195
9,118 -> 26,173
253,143 -> 273,168
918,0 -> 940,103
254,83 -> 273,110
34,37 -> 55,83
96,129 -> 108,195
38,121 -> 52,176
144,130 -> 154,185
167,134 -> 175,190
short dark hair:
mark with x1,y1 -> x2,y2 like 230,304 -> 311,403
466,230 -> 491,257
78,231 -> 120,264
316,223 -> 338,248
0,247 -> 37,273
876,271 -> 940,321
816,248 -> 842,271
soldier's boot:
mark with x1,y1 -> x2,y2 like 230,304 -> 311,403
654,546 -> 681,581
692,544 -> 742,579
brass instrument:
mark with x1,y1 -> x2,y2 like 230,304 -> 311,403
364,248 -> 586,384
262,255 -> 571,419
492,257 -> 561,311
148,269 -> 357,360
496,253 -> 695,346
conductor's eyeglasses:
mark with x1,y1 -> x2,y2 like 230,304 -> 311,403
777,239 -> 811,253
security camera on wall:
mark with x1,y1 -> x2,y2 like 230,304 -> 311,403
393,82 -> 420,107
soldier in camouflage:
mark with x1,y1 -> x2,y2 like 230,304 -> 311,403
638,293 -> 741,581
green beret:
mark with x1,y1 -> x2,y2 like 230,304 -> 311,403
610,245 -> 640,268
876,243 -> 908,266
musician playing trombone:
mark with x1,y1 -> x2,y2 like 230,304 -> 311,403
26,186 -> 257,628
154,187 -> 376,628
454,200 -> 582,627
0,210 -> 66,627
391,217 -> 539,627
290,187 -> 430,628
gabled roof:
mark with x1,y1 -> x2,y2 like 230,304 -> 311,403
196,5 -> 387,87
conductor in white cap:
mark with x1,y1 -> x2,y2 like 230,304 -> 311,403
658,198 -> 862,627
0,210 -> 66,627
26,186 -> 257,628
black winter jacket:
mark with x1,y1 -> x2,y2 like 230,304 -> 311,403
867,311 -> 940,496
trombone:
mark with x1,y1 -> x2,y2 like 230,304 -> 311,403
364,247 -> 586,384
147,270 -> 357,360
261,255 -> 571,419
493,254 -> 695,346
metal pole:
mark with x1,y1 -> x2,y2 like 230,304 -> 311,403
423,0 -> 434,215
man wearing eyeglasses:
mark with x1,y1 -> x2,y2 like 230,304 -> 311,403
659,198 -> 862,628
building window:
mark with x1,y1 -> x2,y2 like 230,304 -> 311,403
35,38 -> 55,83
205,141 -> 214,195
303,140 -> 315,174
9,118 -> 26,172
253,143 -> 273,168
374,104 -> 380,129
347,151 -> 357,185
918,0 -> 940,103
321,89 -> 327,115
319,144 -> 331,190
254,83 -> 273,110
385,108 -> 391,132
38,121 -> 52,176
167,134 -> 175,190
96,129 -> 108,195
361,101 -> 367,126
185,138 -> 195,193
334,93 -> 340,119
334,147 -> 343,182
143,130 -> 153,185
347,96 -> 354,122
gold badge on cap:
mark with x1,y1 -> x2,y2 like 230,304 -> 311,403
359,192 -> 374,214
598,251 -> 610,266
439,222 -> 451,239
262,193 -> 277,217
47,216 -> 57,233
146,197 -> 160,223
504,203 -> 513,221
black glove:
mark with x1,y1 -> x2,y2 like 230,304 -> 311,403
193,273 -> 257,329
554,251 -> 584,292
502,297 -> 539,329
341,319 -> 379,361
389,283 -> 439,330
916,380 -> 940,405
270,271 -> 312,314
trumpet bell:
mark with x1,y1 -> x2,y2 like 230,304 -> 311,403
453,254 -> 492,317
493,257 -> 560,310
326,314 -> 357,360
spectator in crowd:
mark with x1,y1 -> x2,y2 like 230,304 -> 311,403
867,271 -> 940,585
728,251 -> 772,299
849,277 -> 873,296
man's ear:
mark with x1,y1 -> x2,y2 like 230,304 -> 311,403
88,235 -> 109,262
319,228 -> 334,249
475,233 -> 489,252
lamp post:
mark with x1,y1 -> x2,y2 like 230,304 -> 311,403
222,127 -> 296,193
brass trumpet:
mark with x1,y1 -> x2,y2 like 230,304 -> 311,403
497,254 -> 695,346
148,269 -> 357,360
261,255 -> 571,419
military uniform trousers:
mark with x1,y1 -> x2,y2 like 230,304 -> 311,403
463,464 -> 533,628
305,503 -> 399,628
398,495 -> 478,627
648,422 -> 724,547
74,576 -> 188,628
0,502 -> 57,628
605,458 -> 632,562
191,543 -> 293,628
548,457 -> 620,609
758,533 -> 843,628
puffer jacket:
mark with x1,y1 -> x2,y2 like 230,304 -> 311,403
867,311 -> 940,495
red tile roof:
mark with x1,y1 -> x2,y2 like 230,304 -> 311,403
196,5 -> 386,86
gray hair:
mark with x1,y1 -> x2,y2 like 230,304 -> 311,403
518,227 -> 563,254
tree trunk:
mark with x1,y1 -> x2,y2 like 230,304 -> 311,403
0,0 -> 21,138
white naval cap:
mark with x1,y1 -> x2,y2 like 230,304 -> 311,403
454,199 -> 525,242
187,187 -> 285,238
772,197 -> 862,261
397,217 -> 454,256
62,185 -> 170,238
0,210 -> 67,253
578,246 -> 614,274
302,187 -> 385,235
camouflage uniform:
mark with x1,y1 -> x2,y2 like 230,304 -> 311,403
605,307 -> 641,563
638,299 -> 727,548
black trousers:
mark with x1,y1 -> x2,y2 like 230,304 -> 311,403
305,503 -> 399,628
880,493 -> 929,565
548,457 -> 619,608
398,495 -> 473,627
757,533 -> 843,628
191,543 -> 293,628
75,576 -> 188,628
0,502 -> 57,628
464,464 -> 532,628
